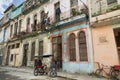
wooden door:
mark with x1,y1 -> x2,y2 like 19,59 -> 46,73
52,36 -> 62,69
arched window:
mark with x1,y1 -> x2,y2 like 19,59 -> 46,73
78,31 -> 88,61
34,14 -> 37,28
69,33 -> 76,61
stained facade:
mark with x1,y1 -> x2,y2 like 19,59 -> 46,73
89,0 -> 120,70
1,0 -> 119,74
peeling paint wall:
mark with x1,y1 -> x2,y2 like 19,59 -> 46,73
22,33 -> 50,67
92,26 -> 119,70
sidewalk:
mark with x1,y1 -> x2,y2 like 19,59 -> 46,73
0,66 -> 107,80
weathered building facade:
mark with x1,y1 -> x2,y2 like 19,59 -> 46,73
89,0 -> 120,70
7,2 -> 25,67
0,5 -> 15,65
48,0 -> 94,73
0,0 -> 95,74
21,0 -> 51,67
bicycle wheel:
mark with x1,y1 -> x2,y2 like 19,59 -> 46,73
34,68 -> 39,76
39,68 -> 44,75
50,70 -> 57,77
95,69 -> 103,78
111,70 -> 119,79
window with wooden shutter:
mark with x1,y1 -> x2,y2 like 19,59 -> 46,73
69,33 -> 76,61
31,42 -> 35,61
79,31 -> 88,61
26,18 -> 30,32
10,25 -> 13,37
14,22 -> 18,35
19,20 -> 22,33
39,41 -> 43,56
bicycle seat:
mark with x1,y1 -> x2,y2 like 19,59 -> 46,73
36,66 -> 44,68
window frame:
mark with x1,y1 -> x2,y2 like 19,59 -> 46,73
14,22 -> 18,35
19,19 -> 22,33
10,54 -> 14,62
26,17 -> 30,32
31,42 -> 35,61
68,33 -> 76,62
16,43 -> 20,48
10,25 -> 13,37
78,31 -> 88,62
38,40 -> 43,56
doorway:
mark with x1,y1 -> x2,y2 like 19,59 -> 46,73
52,36 -> 62,70
6,46 -> 10,65
22,44 -> 28,66
114,29 -> 120,63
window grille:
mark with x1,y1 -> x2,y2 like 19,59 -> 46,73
39,41 -> 43,56
79,31 -> 88,61
31,42 -> 35,61
69,33 -> 76,61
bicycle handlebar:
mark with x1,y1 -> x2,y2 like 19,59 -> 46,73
101,64 -> 109,68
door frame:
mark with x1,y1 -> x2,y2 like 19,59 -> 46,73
22,44 -> 29,66
51,34 -> 64,69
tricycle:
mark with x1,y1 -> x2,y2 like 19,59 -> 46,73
33,54 -> 57,77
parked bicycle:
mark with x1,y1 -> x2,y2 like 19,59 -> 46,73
48,60 -> 58,77
95,63 -> 120,80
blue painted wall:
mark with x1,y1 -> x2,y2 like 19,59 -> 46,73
10,2 -> 25,19
50,21 -> 94,73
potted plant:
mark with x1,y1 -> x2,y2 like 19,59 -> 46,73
71,8 -> 78,16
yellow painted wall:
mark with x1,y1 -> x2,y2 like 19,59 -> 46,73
92,26 -> 119,70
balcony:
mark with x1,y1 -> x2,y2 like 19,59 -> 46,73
90,2 -> 120,27
21,6 -> 87,38
35,8 -> 87,31
24,0 -> 49,14
92,4 -> 120,17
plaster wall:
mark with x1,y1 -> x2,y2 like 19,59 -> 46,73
9,48 -> 20,66
22,33 -> 50,67
91,26 -> 119,70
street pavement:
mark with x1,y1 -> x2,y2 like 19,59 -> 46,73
0,66 -> 108,80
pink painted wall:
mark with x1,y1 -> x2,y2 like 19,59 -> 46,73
92,26 -> 119,70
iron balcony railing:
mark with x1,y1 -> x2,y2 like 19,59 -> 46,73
20,6 -> 87,37
92,4 -> 120,17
